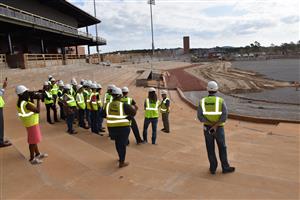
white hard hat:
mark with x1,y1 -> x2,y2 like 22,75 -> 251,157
91,83 -> 97,89
80,79 -> 85,84
111,87 -> 122,95
76,84 -> 83,90
58,80 -> 64,87
71,78 -> 77,85
161,90 -> 167,95
148,87 -> 156,92
15,85 -> 28,95
97,84 -> 102,89
107,84 -> 116,90
48,75 -> 53,79
122,87 -> 129,93
64,84 -> 72,90
51,78 -> 56,82
44,81 -> 49,86
82,80 -> 88,87
87,80 -> 93,86
207,81 -> 218,92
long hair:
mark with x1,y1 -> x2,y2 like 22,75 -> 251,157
148,91 -> 157,102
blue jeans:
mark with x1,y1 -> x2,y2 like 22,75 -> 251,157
85,109 -> 91,127
66,113 -> 75,132
203,126 -> 230,172
90,110 -> 99,134
97,108 -> 103,131
143,118 -> 158,144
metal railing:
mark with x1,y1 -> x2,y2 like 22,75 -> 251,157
0,3 -> 106,44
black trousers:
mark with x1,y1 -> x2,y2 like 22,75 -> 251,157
0,108 -> 4,144
90,110 -> 99,134
58,102 -> 65,120
162,112 -> 170,132
131,118 -> 143,143
78,109 -> 86,128
108,126 -> 130,162
45,103 -> 58,123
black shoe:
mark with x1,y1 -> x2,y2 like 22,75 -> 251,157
55,120 -> 60,122
161,128 -> 165,131
222,167 -> 235,174
48,121 -> 54,124
210,170 -> 216,175
100,129 -> 105,132
162,130 -> 170,133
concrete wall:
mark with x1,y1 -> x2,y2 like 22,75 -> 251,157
0,0 -> 78,27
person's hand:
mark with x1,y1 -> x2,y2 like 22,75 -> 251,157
2,78 -> 8,89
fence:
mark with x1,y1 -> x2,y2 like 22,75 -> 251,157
0,3 -> 106,44
65,54 -> 87,65
24,54 -> 63,68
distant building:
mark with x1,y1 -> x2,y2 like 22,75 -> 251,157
183,36 -> 190,54
0,0 -> 106,68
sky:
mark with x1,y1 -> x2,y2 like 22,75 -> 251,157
67,0 -> 300,53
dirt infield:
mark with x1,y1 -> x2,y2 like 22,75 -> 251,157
166,64 -> 207,91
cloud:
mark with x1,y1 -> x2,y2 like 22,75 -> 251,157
68,0 -> 300,53
281,15 -> 300,24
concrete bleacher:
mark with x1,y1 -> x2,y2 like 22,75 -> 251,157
0,63 -> 299,199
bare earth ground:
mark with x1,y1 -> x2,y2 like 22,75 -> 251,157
0,62 -> 299,199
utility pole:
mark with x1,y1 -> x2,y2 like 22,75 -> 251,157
93,0 -> 100,64
148,0 -> 155,74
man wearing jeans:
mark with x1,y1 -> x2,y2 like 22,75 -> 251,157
0,78 -> 11,148
198,81 -> 235,175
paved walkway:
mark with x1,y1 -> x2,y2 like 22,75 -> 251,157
0,62 -> 299,199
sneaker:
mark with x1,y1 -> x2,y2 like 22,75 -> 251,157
35,153 -> 48,159
30,158 -> 43,165
0,141 -> 12,148
222,167 -> 235,174
119,162 -> 129,168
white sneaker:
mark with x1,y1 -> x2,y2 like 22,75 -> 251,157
35,153 -> 48,159
30,158 -> 43,165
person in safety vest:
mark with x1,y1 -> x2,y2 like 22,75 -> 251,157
62,84 -> 77,134
160,90 -> 170,133
90,83 -> 102,135
0,78 -> 12,148
96,83 -> 105,133
76,85 -> 88,129
43,81 -> 58,124
50,78 -> 59,105
104,87 -> 136,168
57,80 -> 65,120
83,80 -> 92,128
121,86 -> 143,144
104,84 -> 115,107
70,78 -> 77,97
16,85 -> 48,164
197,81 -> 235,175
142,87 -> 160,145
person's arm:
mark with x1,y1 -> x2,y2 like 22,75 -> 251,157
144,100 -> 146,110
26,99 -> 40,113
197,101 -> 210,123
0,79 -> 8,96
210,101 -> 228,131
132,99 -> 138,110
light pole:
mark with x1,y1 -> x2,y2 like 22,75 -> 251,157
148,0 -> 155,73
93,0 -> 100,63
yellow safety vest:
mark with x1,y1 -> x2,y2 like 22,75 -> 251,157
160,98 -> 170,113
104,93 -> 113,104
17,101 -> 39,128
66,94 -> 76,107
200,96 -> 224,126
0,96 -> 5,108
96,92 -> 103,108
106,101 -> 130,127
121,96 -> 133,105
90,92 -> 98,111
76,92 -> 86,110
51,84 -> 59,95
145,98 -> 160,118
44,91 -> 54,105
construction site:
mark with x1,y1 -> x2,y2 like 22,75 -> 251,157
0,0 -> 299,199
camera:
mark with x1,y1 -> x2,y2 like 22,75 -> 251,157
209,128 -> 215,134
28,90 -> 43,100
